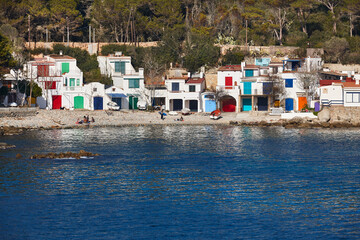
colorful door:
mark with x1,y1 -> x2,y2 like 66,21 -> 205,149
298,97 -> 307,111
173,99 -> 182,111
243,98 -> 252,111
285,98 -> 294,111
74,96 -> 84,109
52,95 -> 61,109
189,100 -> 198,112
129,96 -> 138,110
225,77 -> 233,89
258,97 -> 268,111
94,96 -> 103,110
222,97 -> 236,112
61,63 -> 69,74
205,100 -> 216,112
244,82 -> 252,95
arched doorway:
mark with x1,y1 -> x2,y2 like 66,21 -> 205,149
221,96 -> 236,112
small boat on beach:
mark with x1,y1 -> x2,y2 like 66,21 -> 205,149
210,109 -> 222,120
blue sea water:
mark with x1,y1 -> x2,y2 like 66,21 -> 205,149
0,126 -> 359,240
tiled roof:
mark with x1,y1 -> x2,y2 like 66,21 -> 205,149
218,65 -> 242,71
244,65 -> 260,69
186,78 -> 205,84
342,82 -> 360,88
49,54 -> 75,60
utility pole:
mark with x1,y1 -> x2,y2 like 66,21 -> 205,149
89,25 -> 91,43
93,28 -> 95,43
245,19 -> 248,50
67,17 -> 69,47
28,15 -> 31,49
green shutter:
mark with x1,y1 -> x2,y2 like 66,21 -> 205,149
70,78 -> 75,86
129,79 -> 139,88
76,79 -> 80,86
115,62 -> 121,72
133,97 -> 138,110
62,63 -> 69,74
120,62 -> 126,74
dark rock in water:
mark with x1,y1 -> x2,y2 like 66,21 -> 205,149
0,142 -> 16,149
0,127 -> 24,136
16,153 -> 22,159
30,150 -> 100,159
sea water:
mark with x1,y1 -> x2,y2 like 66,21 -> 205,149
0,126 -> 359,239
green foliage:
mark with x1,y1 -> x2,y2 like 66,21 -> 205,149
16,80 -> 42,98
183,32 -> 220,72
285,31 -> 308,47
0,33 -> 16,74
101,44 -> 129,56
221,48 -> 246,65
323,37 -> 349,63
83,69 -> 112,85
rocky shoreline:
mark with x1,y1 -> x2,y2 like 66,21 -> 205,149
30,150 -> 100,159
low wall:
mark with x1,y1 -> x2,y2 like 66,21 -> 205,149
281,112 -> 317,119
323,64 -> 360,73
0,107 -> 38,118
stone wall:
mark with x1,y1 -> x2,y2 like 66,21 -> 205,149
27,42 -> 323,58
323,64 -> 360,73
0,108 -> 38,118
328,106 -> 360,123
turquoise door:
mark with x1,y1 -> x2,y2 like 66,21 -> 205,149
244,82 -> 252,95
243,98 -> 252,111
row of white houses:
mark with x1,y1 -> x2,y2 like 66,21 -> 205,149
19,51 -> 360,113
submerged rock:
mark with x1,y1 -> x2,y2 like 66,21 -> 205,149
0,142 -> 16,149
30,150 -> 100,159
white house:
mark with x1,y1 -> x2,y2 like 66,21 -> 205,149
217,65 -> 242,112
165,72 -> 206,112
97,52 -> 145,110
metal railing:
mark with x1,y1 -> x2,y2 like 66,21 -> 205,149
321,99 -> 344,106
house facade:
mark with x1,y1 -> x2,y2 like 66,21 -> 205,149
98,52 -> 145,110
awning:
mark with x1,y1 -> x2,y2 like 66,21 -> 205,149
107,93 -> 127,98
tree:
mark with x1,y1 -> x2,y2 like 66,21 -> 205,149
316,0 -> 343,34
209,86 -> 227,109
323,37 -> 349,63
291,0 -> 318,36
266,74 -> 285,107
265,0 -> 295,45
221,47 -> 246,65
0,33 -> 15,77
296,67 -> 320,104
343,0 -> 360,37
183,31 -> 220,72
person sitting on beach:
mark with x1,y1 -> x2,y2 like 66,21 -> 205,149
83,116 -> 88,123
91,117 -> 95,123
76,118 -> 83,124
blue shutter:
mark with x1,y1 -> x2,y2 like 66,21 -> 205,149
263,82 -> 273,95
285,79 -> 293,88
115,62 -> 121,72
172,83 -> 179,91
245,70 -> 254,77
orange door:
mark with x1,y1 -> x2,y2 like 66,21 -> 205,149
298,97 -> 307,111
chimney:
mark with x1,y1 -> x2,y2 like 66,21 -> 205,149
355,76 -> 360,85
187,72 -> 191,78
59,50 -> 63,56
200,72 -> 204,78
115,51 -> 122,56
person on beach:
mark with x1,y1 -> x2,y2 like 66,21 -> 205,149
91,117 -> 95,123
76,118 -> 83,124
160,110 -> 165,120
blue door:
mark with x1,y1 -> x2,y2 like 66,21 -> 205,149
205,100 -> 216,112
94,97 -> 103,110
258,97 -> 268,111
243,98 -> 252,111
285,98 -> 294,111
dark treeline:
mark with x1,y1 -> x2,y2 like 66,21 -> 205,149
1,0 -> 360,46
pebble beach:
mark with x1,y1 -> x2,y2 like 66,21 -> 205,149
0,109 -> 283,129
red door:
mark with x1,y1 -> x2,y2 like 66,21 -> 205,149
52,95 -> 61,109
225,77 -> 233,89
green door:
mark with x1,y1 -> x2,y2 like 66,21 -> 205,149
70,78 -> 75,86
129,96 -> 138,110
74,96 -> 84,109
62,63 -> 69,74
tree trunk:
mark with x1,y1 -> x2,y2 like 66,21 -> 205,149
350,13 -> 353,37
185,5 -> 191,43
